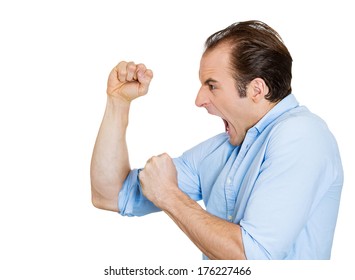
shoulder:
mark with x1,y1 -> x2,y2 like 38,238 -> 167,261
271,106 -> 336,145
266,106 -> 341,163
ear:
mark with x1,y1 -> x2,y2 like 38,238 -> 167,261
248,78 -> 269,103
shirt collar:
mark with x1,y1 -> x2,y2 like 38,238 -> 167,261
253,94 -> 299,134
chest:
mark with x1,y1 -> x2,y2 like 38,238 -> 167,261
200,132 -> 268,221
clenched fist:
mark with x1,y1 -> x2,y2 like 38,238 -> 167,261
107,61 -> 153,103
139,153 -> 180,210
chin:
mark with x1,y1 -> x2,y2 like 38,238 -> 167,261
229,132 -> 244,146
227,136 -> 240,147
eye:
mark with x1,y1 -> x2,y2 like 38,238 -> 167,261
208,83 -> 216,91
204,78 -> 218,91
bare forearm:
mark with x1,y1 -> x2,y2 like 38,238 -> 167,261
139,154 -> 246,259
91,61 -> 153,211
90,96 -> 131,211
163,190 -> 246,260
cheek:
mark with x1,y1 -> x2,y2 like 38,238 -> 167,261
215,98 -> 234,114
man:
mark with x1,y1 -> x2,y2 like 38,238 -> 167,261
90,20 -> 343,259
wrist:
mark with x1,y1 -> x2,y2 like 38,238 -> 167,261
160,187 -> 192,213
106,95 -> 131,109
104,95 -> 131,127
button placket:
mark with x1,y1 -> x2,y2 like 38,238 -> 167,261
224,128 -> 259,223
225,175 -> 235,222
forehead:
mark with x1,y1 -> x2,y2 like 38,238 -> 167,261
200,44 -> 232,78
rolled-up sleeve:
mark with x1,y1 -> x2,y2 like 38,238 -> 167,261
117,134 -> 230,217
118,169 -> 161,216
118,148 -> 204,217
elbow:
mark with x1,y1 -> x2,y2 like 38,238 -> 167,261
91,191 -> 104,210
90,186 -> 105,210
90,182 -> 119,212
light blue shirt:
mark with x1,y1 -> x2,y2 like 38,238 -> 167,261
118,94 -> 343,260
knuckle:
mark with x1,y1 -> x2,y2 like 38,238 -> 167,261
136,63 -> 146,70
117,61 -> 128,74
117,61 -> 127,69
127,61 -> 136,71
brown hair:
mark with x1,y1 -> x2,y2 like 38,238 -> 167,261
205,20 -> 292,102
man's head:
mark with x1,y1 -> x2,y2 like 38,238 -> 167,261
205,20 -> 292,102
196,20 -> 292,146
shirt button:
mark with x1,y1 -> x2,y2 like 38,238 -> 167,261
226,177 -> 232,185
228,215 -> 233,221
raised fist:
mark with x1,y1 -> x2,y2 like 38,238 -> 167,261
107,61 -> 153,103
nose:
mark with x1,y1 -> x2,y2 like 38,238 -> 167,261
195,87 -> 208,108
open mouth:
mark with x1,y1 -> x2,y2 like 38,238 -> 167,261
223,119 -> 230,134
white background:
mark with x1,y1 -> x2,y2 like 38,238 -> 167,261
0,0 -> 354,279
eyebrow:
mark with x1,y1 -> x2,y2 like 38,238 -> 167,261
204,78 -> 218,85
